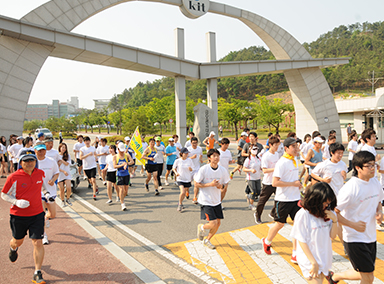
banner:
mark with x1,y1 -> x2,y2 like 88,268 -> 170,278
130,126 -> 146,166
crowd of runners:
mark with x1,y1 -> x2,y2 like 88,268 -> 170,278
1,125 -> 384,283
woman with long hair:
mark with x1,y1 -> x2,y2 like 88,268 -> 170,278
290,182 -> 338,283
57,143 -> 73,206
0,136 -> 8,178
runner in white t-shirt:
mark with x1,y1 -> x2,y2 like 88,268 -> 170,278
195,149 -> 230,250
184,132 -> 195,148
347,132 -> 358,173
243,145 -> 261,211
254,135 -> 280,224
173,147 -> 194,212
73,135 -> 85,176
96,138 -> 109,185
322,135 -> 336,160
187,137 -> 203,204
103,145 -> 117,204
262,137 -> 302,263
299,134 -> 311,181
291,183 -> 338,282
217,138 -> 235,172
173,135 -> 183,157
80,136 -> 98,200
9,137 -> 23,172
329,151 -> 384,284
57,143 -> 73,207
35,142 -> 59,245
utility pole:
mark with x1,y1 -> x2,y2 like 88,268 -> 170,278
365,71 -> 384,95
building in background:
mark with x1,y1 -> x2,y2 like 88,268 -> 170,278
94,99 -> 110,110
25,97 -> 79,121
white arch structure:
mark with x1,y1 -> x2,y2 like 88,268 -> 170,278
0,0 -> 348,142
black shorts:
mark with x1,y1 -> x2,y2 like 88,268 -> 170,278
117,175 -> 130,186
344,241 -> 376,273
146,164 -> 157,173
106,171 -> 116,183
13,162 -> 18,172
10,211 -> 45,240
76,158 -> 83,167
274,200 -> 301,223
246,180 -> 261,200
84,168 -> 97,179
177,181 -> 192,188
0,155 -> 7,162
200,204 -> 224,221
129,159 -> 136,168
166,164 -> 173,171
237,156 -> 245,166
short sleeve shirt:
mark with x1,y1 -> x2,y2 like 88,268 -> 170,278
311,159 -> 347,196
73,142 -> 85,159
80,146 -> 97,170
187,146 -> 203,171
273,156 -> 300,201
2,169 -> 45,216
38,157 -> 60,196
218,149 -> 232,171
173,158 -> 193,182
165,145 -> 177,165
261,151 -> 280,185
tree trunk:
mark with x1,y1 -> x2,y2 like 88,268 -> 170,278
85,125 -> 88,133
234,122 -> 238,140
98,125 -> 101,133
91,126 -> 94,133
107,125 -> 110,134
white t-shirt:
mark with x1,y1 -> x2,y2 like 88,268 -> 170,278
9,143 -> 23,163
154,144 -> 165,164
244,156 -> 261,181
73,141 -> 85,159
194,164 -> 230,206
299,141 -> 307,160
261,151 -> 280,185
185,140 -> 191,148
311,159 -> 347,196
380,157 -> 384,186
173,158 -> 193,182
0,143 -> 5,154
273,156 -> 300,201
38,157 -> 59,196
277,143 -> 284,157
96,145 -> 109,165
348,140 -> 358,160
105,154 -> 116,172
80,146 -> 97,170
46,149 -> 60,163
337,176 -> 384,243
175,142 -> 182,157
361,144 -> 377,156
58,154 -> 72,181
218,149 -> 232,171
188,146 -> 203,171
356,142 -> 364,153
291,209 -> 333,278
322,144 -> 331,160
16,146 -> 34,159
302,140 -> 313,159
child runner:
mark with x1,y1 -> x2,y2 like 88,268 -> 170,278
196,149 -> 230,249
243,145 -> 262,211
291,182 -> 338,283
103,145 -> 117,204
327,151 -> 384,284
173,147 -> 193,212
262,137 -> 302,263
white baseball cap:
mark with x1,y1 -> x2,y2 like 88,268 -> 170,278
313,137 -> 325,143
124,136 -> 130,141
210,131 -> 215,136
117,142 -> 125,152
240,132 -> 248,137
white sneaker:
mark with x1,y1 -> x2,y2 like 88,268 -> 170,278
106,199 -> 112,204
116,197 -> 120,202
121,203 -> 127,211
61,200 -> 67,207
165,181 -> 169,186
42,233 -> 49,245
103,181 -> 107,186
83,176 -> 87,180
377,223 -> 384,231
45,219 -> 50,228
159,186 -> 163,190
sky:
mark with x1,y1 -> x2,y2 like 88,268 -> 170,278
1,0 -> 383,109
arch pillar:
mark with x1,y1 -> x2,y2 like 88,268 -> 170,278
0,36 -> 53,138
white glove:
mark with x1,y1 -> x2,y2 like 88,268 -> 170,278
13,199 -> 30,208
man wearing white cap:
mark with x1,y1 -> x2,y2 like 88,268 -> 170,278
230,132 -> 248,179
8,136 -> 24,172
203,131 -> 219,152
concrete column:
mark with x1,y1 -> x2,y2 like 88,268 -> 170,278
175,28 -> 187,145
206,32 -> 219,139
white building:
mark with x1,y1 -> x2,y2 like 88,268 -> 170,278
336,87 -> 384,143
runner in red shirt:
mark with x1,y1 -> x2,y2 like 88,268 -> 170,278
1,149 -> 47,283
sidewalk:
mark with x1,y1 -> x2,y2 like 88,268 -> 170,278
0,178 -> 143,284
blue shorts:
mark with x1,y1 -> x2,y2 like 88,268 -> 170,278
100,164 -> 106,170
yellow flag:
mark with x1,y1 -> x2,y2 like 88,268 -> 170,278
129,127 -> 146,166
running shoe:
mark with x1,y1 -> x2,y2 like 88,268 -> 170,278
165,181 -> 169,186
325,271 -> 339,284
95,188 -> 99,195
291,255 -> 297,264
261,238 -> 271,255
45,218 -> 50,228
61,200 -> 67,207
88,183 -> 92,188
116,197 -> 120,202
103,181 -> 107,186
177,204 -> 182,212
185,190 -> 189,199
159,186 -> 163,190
155,189 -> 159,195
221,204 -> 225,210
42,233 -> 49,245
129,183 -> 132,187
197,224 -> 205,240
121,203 -> 127,211
66,198 -> 73,206
230,172 -> 234,180
106,199 -> 112,204
99,176 -> 102,180
9,247 -> 18,262
268,213 -> 274,220
192,198 -> 198,205
254,213 -> 262,224
83,176 -> 87,180
238,169 -> 242,175
203,238 -> 216,250
32,270 -> 46,284
93,195 -> 97,201
145,183 -> 149,192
